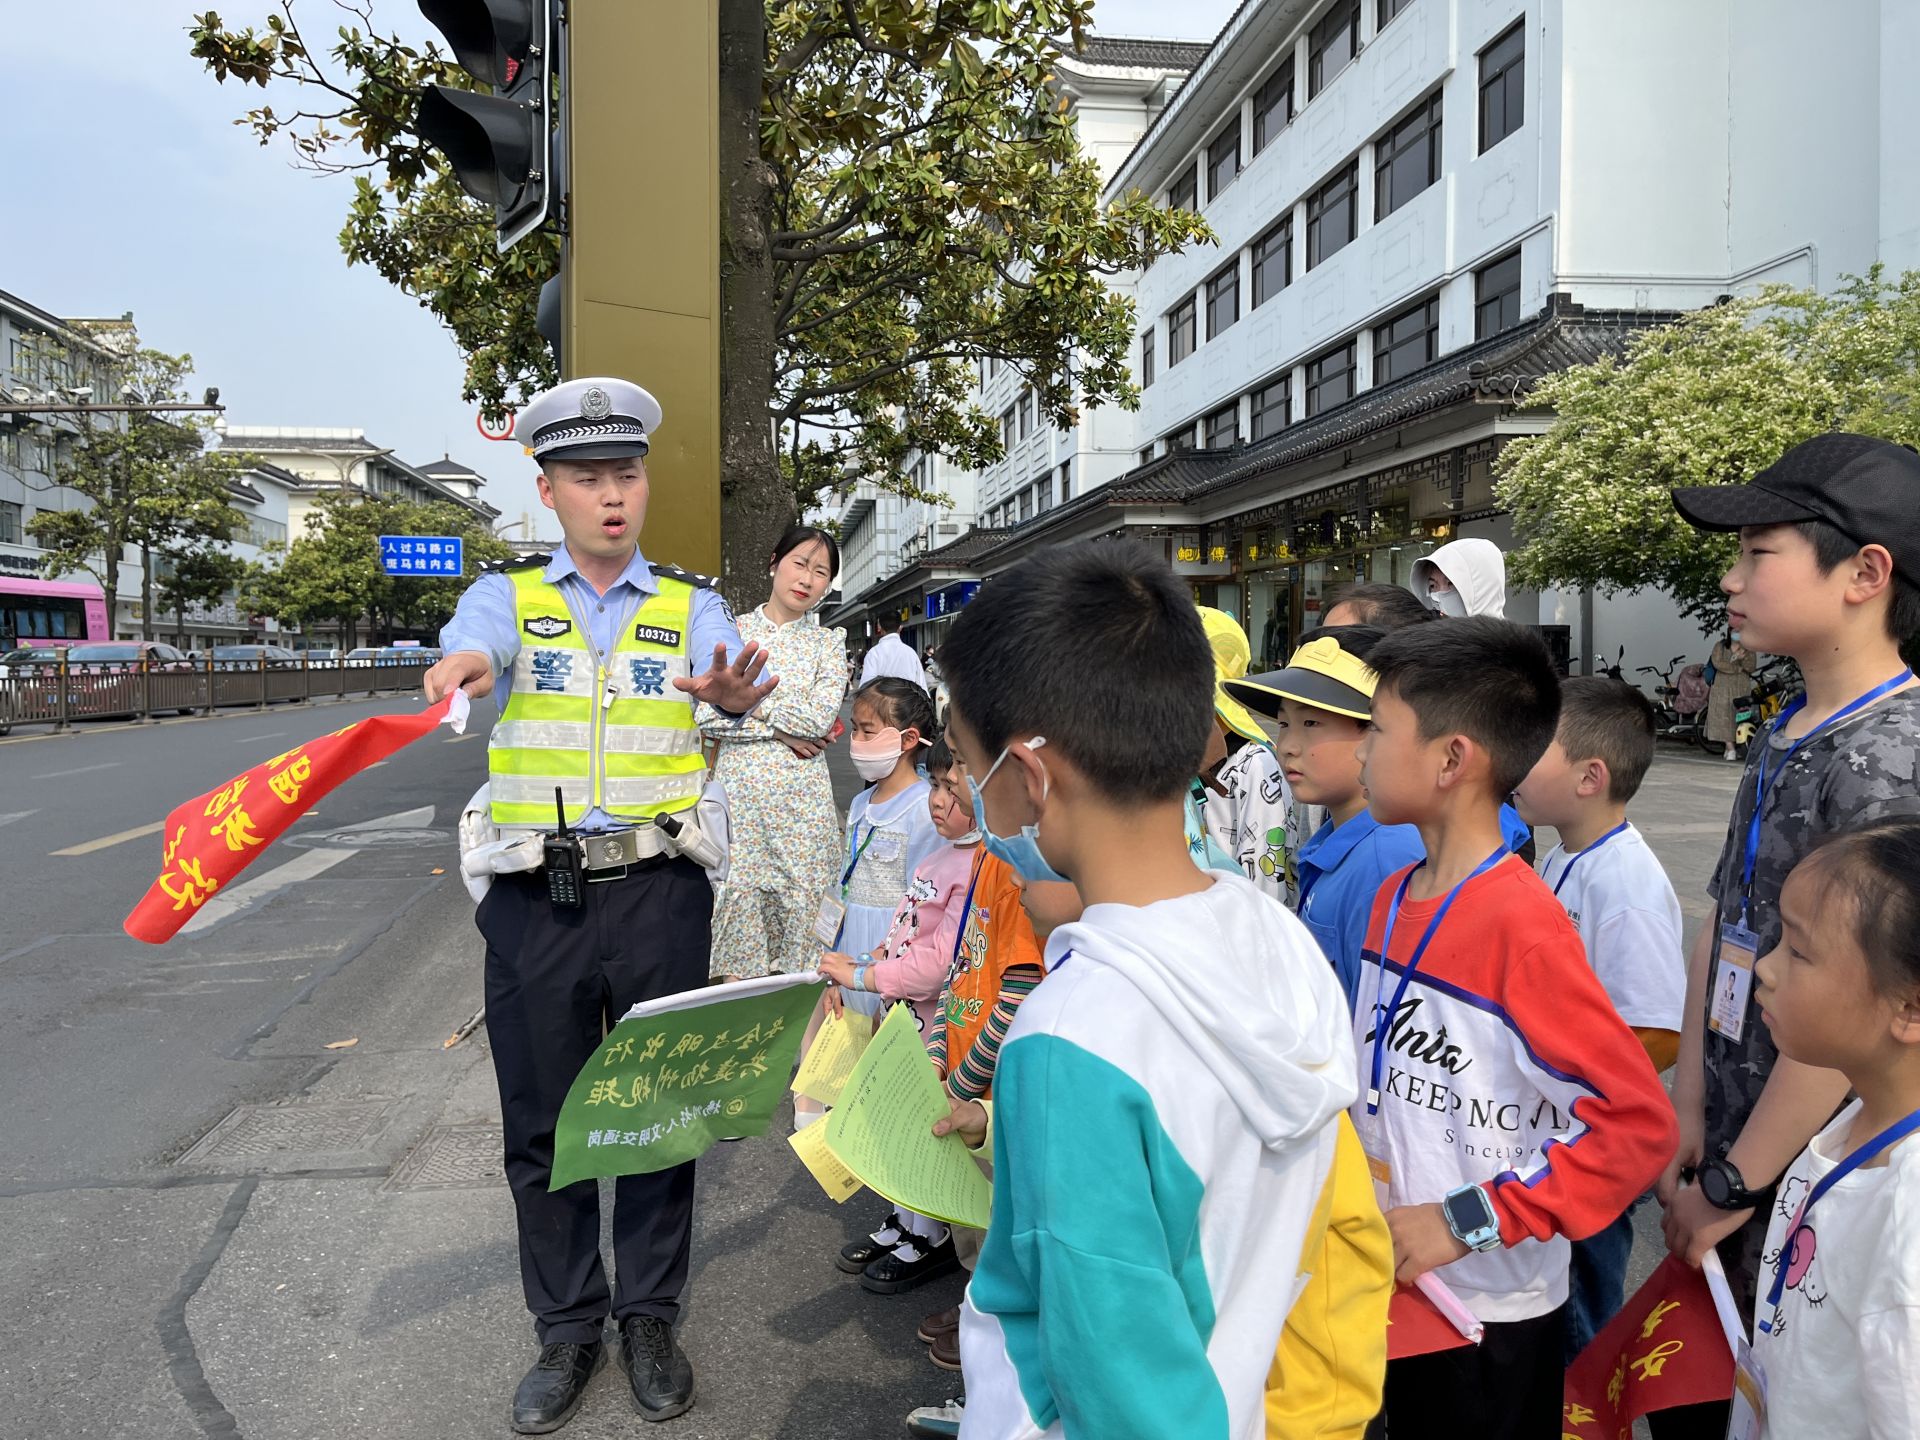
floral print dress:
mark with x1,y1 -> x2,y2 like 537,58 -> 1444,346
698,607 -> 849,978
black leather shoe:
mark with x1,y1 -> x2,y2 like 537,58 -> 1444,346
511,1341 -> 605,1434
621,1315 -> 696,1422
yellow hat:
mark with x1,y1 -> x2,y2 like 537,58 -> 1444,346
1196,606 -> 1269,743
1225,634 -> 1380,722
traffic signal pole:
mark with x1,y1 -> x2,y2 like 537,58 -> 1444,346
560,0 -> 723,577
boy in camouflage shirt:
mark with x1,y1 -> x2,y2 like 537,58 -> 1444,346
1660,435 -> 1920,1371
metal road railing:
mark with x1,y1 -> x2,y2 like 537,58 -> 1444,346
0,654 -> 437,736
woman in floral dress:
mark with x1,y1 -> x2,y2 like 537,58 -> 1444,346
699,525 -> 850,979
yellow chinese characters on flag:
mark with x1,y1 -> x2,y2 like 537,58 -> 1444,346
1562,1256 -> 1734,1437
124,696 -> 462,944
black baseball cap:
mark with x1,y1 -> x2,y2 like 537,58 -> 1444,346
1671,432 -> 1920,584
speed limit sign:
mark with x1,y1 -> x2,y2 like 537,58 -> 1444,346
476,409 -> 516,442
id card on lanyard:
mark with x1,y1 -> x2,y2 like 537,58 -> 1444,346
1360,848 -> 1508,1195
1711,670 -> 1913,1043
813,823 -> 879,948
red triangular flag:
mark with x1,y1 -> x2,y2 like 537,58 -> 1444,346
125,696 -> 460,944
1562,1256 -> 1735,1435
1387,1284 -> 1477,1360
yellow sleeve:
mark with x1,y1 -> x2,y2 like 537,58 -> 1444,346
1265,1115 -> 1393,1440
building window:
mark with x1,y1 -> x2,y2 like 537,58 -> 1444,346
1252,215 -> 1293,307
1206,120 -> 1241,201
1305,338 -> 1357,416
1305,162 -> 1358,269
1250,375 -> 1291,440
1475,250 -> 1523,338
1374,91 -> 1442,219
0,500 -> 19,546
1169,162 -> 1198,213
1204,403 -> 1239,449
1479,19 -> 1524,153
1168,291 -> 1198,366
1000,406 -> 1015,451
1165,428 -> 1197,454
1019,488 -> 1033,522
1308,0 -> 1361,98
1035,476 -> 1053,514
1378,0 -> 1416,27
1141,328 -> 1155,388
1057,461 -> 1071,504
1139,445 -> 1156,466
1206,263 -> 1240,339
1019,389 -> 1034,438
1373,295 -> 1438,384
1253,58 -> 1295,154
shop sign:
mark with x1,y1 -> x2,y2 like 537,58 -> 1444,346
923,581 -> 980,619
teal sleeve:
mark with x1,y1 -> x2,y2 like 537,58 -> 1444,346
972,1035 -> 1228,1440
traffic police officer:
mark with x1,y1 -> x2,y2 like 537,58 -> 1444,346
426,377 -> 773,1432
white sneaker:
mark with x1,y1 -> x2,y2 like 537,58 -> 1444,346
905,1395 -> 965,1438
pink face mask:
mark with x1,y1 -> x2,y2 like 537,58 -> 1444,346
849,726 -> 905,781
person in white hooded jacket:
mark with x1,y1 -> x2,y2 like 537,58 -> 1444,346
1409,536 -> 1507,618
937,540 -> 1361,1440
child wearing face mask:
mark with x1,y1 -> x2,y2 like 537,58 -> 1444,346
791,678 -> 943,1132
832,678 -> 945,1014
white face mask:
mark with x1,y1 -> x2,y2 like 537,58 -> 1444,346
849,726 -> 905,781
1431,586 -> 1468,618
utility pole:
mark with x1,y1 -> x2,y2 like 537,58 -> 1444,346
560,1 -> 722,577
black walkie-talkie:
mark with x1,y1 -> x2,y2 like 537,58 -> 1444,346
544,786 -> 585,908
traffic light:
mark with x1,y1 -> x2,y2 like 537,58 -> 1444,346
413,0 -> 556,252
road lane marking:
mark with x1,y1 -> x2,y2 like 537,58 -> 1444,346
39,762 -> 123,779
0,810 -> 39,829
51,820 -> 164,856
444,733 -> 479,742
237,733 -> 287,743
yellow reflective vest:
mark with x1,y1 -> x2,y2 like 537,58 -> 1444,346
488,566 -> 706,829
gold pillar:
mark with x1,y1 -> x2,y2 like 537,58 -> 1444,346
562,0 -> 721,575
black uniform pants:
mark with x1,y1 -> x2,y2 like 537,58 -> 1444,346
1367,1303 -> 1567,1440
478,858 -> 713,1344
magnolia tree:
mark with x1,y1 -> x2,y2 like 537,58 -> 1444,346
190,1 -> 1211,598
1495,268 -> 1920,624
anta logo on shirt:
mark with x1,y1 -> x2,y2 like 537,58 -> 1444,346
633,624 -> 682,647
523,615 -> 571,639
1363,986 -> 1576,1158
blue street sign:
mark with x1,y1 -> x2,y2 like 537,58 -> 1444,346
924,580 -> 980,619
378,535 -> 464,578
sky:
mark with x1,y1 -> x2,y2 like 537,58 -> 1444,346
2,0 -> 1241,545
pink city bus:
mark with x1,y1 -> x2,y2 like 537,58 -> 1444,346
0,576 -> 109,650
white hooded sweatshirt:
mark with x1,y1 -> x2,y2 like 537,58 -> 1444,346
1410,537 -> 1507,617
958,872 -> 1357,1440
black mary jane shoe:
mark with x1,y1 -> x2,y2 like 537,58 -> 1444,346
860,1233 -> 960,1295
511,1340 -> 605,1434
837,1209 -> 906,1274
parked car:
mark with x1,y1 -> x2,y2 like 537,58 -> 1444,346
0,646 -> 65,676
345,646 -> 441,667
301,648 -> 344,664
210,644 -> 300,665
24,641 -> 196,716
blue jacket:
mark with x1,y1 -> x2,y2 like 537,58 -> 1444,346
1295,813 -> 1425,1008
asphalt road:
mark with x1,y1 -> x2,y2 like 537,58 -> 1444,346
0,698 -> 1743,1439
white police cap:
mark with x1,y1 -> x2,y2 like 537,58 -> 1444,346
522,377 -> 662,463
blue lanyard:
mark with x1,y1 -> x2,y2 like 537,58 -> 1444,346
1549,822 -> 1630,897
841,823 -> 879,893
1739,670 -> 1913,917
1365,848 -> 1509,1113
1759,1107 -> 1920,1330
947,852 -> 985,979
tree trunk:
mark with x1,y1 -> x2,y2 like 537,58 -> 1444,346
716,0 -> 790,613
140,543 -> 155,641
101,520 -> 122,643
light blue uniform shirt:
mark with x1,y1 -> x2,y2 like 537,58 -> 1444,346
440,543 -> 755,832
1295,810 -> 1426,1010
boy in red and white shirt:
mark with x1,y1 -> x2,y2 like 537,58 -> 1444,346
1353,618 -> 1677,1438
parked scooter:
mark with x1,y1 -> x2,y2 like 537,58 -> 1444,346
1637,653 -> 1709,747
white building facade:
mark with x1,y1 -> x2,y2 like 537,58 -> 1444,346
830,36 -> 1211,644
840,0 -> 1919,674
